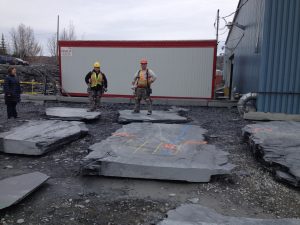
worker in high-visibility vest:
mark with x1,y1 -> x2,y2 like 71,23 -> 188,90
132,59 -> 157,115
85,61 -> 108,111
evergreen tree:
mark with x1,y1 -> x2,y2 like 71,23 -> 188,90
0,34 -> 7,55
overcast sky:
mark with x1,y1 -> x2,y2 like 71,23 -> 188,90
0,0 -> 238,56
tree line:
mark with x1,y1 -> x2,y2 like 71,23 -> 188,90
0,22 -> 76,59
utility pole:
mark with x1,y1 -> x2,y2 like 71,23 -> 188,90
56,15 -> 59,64
216,9 -> 220,49
213,9 -> 220,100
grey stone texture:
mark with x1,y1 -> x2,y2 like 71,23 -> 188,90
0,120 -> 88,155
46,107 -> 101,121
0,172 -> 49,210
82,123 -> 234,182
118,110 -> 188,124
158,204 -> 300,225
242,121 -> 300,187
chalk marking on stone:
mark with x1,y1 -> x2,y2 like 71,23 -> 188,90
152,142 -> 163,154
134,141 -> 148,153
183,140 -> 208,145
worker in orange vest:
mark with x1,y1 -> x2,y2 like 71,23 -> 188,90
85,61 -> 108,111
132,59 -> 157,115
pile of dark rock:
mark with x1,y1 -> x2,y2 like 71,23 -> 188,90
0,64 -> 59,94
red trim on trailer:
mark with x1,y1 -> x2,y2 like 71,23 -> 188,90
62,93 -> 211,100
211,43 -> 217,99
58,45 -> 63,95
59,40 -> 216,48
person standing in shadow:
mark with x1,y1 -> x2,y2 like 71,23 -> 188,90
4,66 -> 21,119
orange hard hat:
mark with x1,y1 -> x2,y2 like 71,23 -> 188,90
140,58 -> 148,64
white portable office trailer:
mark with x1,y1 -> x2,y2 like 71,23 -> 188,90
59,40 -> 216,99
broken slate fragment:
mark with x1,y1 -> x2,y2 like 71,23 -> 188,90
118,110 -> 188,124
0,172 -> 49,210
82,123 -> 234,182
0,120 -> 88,155
158,204 -> 300,225
46,107 -> 101,121
242,121 -> 300,187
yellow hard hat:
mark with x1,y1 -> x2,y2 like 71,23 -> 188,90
93,61 -> 100,68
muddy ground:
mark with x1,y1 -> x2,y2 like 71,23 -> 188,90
0,101 -> 299,225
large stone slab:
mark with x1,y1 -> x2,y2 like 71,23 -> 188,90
158,204 -> 300,225
0,120 -> 88,155
82,123 -> 235,182
118,110 -> 188,124
46,107 -> 101,121
242,121 -> 300,187
0,172 -> 49,210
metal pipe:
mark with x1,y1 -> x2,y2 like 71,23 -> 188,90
237,93 -> 257,115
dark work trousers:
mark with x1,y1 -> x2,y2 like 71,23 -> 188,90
134,88 -> 152,113
6,101 -> 18,118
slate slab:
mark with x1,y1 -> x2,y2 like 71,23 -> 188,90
82,123 -> 235,182
0,172 -> 49,210
0,120 -> 88,155
158,204 -> 300,225
242,121 -> 300,187
118,110 -> 188,124
46,107 -> 101,121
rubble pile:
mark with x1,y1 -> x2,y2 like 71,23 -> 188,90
0,64 -> 59,94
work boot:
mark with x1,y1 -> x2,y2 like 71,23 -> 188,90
147,111 -> 152,115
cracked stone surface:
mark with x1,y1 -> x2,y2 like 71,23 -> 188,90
242,121 -> 300,187
157,204 -> 300,225
82,123 -> 235,182
0,172 -> 49,210
46,107 -> 101,121
118,110 -> 188,124
0,120 -> 88,155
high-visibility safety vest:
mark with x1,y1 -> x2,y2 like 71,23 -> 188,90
137,70 -> 149,88
90,72 -> 103,87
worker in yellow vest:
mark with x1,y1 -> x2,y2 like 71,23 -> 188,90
132,59 -> 157,115
85,61 -> 108,111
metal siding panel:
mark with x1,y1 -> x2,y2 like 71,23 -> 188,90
258,0 -> 300,114
224,0 -> 265,96
256,0 -> 274,111
265,0 -> 278,112
270,0 -> 282,112
282,1 -> 295,112
61,46 -> 214,98
291,0 -> 300,114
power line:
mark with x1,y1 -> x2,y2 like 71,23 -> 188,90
222,0 -> 249,19
218,29 -> 229,36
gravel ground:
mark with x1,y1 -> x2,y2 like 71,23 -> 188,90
0,101 -> 299,225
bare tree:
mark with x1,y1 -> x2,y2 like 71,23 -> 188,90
60,21 -> 76,40
47,34 -> 57,57
47,21 -> 76,57
10,24 -> 42,58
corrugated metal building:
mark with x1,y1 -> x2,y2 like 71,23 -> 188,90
224,0 -> 300,114
59,40 -> 216,100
